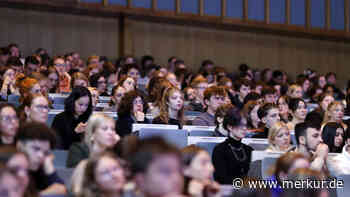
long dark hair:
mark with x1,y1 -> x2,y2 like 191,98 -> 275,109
64,86 -> 93,121
322,122 -> 344,153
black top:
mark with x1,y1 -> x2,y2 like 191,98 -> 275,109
152,116 -> 182,129
30,168 -> 64,191
116,114 -> 149,137
51,111 -> 85,150
230,95 -> 244,110
212,137 -> 253,184
66,142 -> 90,168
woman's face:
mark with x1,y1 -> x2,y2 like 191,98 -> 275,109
329,104 -> 344,122
168,90 -> 184,112
0,107 -> 19,138
27,96 -> 49,123
95,156 -> 125,194
319,76 -> 326,88
186,151 -> 214,181
113,87 -> 126,107
74,96 -> 90,116
30,83 -> 41,94
229,119 -> 247,140
127,68 -> 140,83
123,77 -> 135,92
89,68 -> 99,77
273,127 -> 290,150
4,69 -> 16,81
48,73 -> 58,89
302,80 -> 310,93
321,96 -> 334,111
334,128 -> 344,147
39,79 -> 49,95
291,87 -> 302,98
293,101 -> 307,121
7,153 -> 30,194
74,79 -> 88,88
250,105 -> 260,123
278,98 -> 289,115
133,96 -> 144,114
97,76 -> 107,93
94,119 -> 120,148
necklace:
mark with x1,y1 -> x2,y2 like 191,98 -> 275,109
228,143 -> 247,162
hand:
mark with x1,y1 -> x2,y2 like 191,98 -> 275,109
314,143 -> 329,160
204,181 -> 220,197
188,180 -> 205,197
134,111 -> 145,122
74,122 -> 87,134
43,153 -> 55,175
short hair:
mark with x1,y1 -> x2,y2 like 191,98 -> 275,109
257,103 -> 278,120
287,84 -> 302,97
288,98 -> 306,113
203,86 -> 227,103
89,72 -> 105,88
181,145 -> 205,166
64,86 -> 93,121
201,60 -> 214,68
87,55 -> 99,65
215,104 -> 235,126
294,122 -> 320,145
243,92 -> 261,105
128,136 -> 181,176
190,75 -> 207,87
119,63 -> 140,77
223,107 -> 242,130
16,122 -> 56,148
71,72 -> 88,88
233,79 -> 251,91
261,86 -> 276,97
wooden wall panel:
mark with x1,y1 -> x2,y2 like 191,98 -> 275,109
127,19 -> 350,87
0,7 -> 119,60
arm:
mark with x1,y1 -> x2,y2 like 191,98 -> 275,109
212,145 -> 231,184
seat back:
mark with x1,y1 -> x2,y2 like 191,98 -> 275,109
53,150 -> 69,167
138,128 -> 188,148
261,157 -> 278,180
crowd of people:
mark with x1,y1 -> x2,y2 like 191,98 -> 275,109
0,43 -> 349,197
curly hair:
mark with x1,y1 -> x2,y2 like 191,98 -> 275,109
158,87 -> 184,125
117,90 -> 145,117
64,86 -> 93,121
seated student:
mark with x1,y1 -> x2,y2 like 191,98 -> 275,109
268,152 -> 310,197
277,96 -> 291,123
266,121 -> 292,152
182,145 -> 220,197
323,101 -> 348,130
18,77 -> 41,103
243,101 -> 263,137
1,67 -> 19,98
186,76 -> 208,112
321,122 -> 344,153
252,103 -> 280,138
0,146 -> 35,197
231,79 -> 251,109
287,84 -> 303,99
66,113 -> 120,168
129,137 -> 184,197
104,84 -> 126,112
308,93 -> 334,121
146,77 -> 172,118
0,103 -> 19,146
261,86 -> 277,104
213,104 -> 235,137
20,93 -> 49,124
70,72 -> 88,88
152,86 -> 184,128
89,72 -> 109,96
192,86 -> 226,126
286,98 -> 307,131
116,90 -> 148,137
292,122 -> 329,172
16,122 -> 66,195
212,107 -> 253,184
72,151 -> 126,197
327,128 -> 350,175
52,86 -> 93,150
0,166 -> 22,197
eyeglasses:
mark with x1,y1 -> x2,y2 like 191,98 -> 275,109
55,63 -> 66,67
0,116 -> 18,123
98,166 -> 122,180
33,105 -> 50,111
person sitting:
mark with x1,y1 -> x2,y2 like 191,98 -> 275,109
321,122 -> 344,153
286,98 -> 307,131
182,145 -> 220,197
327,128 -> 350,175
323,101 -> 348,130
16,122 -> 66,195
266,121 -> 292,152
52,86 -> 93,150
0,103 -> 19,146
152,86 -> 184,128
231,79 -> 251,109
252,103 -> 280,138
20,93 -> 49,124
192,86 -> 226,126
66,113 -> 120,168
212,107 -> 253,184
104,84 -> 126,112
213,104 -> 235,137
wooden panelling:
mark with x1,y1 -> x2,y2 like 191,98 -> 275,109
0,7 -> 119,59
127,19 -> 350,86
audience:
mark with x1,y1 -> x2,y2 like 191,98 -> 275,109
0,103 -> 19,146
266,121 -> 292,152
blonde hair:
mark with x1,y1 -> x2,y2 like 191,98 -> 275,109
323,101 -> 345,124
267,121 -> 290,151
84,113 -> 114,150
287,84 -> 302,98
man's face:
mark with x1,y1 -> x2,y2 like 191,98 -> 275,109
195,82 -> 208,99
305,128 -> 323,151
26,63 -> 38,75
239,85 -> 250,100
137,154 -> 183,197
18,140 -> 51,171
262,108 -> 280,128
264,94 -> 276,104
207,94 -> 226,113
